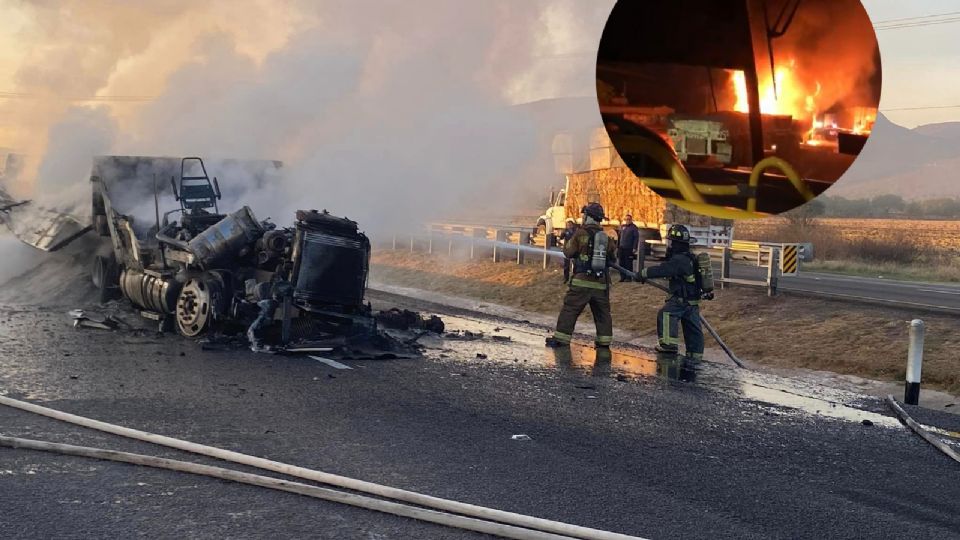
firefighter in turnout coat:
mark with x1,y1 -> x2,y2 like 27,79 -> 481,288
636,224 -> 706,362
546,203 -> 618,349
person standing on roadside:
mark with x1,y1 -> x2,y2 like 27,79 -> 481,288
617,214 -> 640,282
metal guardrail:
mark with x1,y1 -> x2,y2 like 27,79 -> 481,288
729,240 -> 811,266
717,245 -> 780,297
388,223 -> 785,296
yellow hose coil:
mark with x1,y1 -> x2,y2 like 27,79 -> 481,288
668,199 -> 770,220
747,157 -> 815,213
613,134 -> 814,220
610,135 -> 706,204
641,178 -> 741,197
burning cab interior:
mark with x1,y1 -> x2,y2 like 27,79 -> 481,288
597,0 -> 882,218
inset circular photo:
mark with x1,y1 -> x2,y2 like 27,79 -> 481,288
597,0 -> 882,219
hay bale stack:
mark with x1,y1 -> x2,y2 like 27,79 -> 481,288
564,167 -> 726,227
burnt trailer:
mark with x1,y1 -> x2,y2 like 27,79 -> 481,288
91,156 -> 373,348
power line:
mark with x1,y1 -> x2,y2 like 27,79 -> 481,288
872,11 -> 960,25
875,17 -> 960,31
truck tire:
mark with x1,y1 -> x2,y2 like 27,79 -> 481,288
93,215 -> 110,237
92,254 -> 120,303
175,274 -> 225,338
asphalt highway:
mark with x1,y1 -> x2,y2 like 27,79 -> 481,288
1,291 -> 959,539
727,265 -> 960,313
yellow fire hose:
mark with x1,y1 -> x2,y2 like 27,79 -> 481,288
641,179 -> 741,197
667,200 -> 771,221
608,135 -> 706,204
611,134 -> 815,220
746,157 -> 815,214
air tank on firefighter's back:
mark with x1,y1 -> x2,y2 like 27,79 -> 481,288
290,210 -> 370,312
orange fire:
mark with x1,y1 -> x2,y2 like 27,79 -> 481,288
851,106 -> 877,134
731,59 -> 819,120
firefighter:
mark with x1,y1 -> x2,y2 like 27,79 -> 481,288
635,224 -> 705,362
546,203 -> 618,349
560,218 -> 577,283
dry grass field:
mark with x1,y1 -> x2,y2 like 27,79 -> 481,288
735,218 -> 960,282
736,218 -> 960,252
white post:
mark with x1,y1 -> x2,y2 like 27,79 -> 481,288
766,248 -> 779,297
905,319 -> 924,406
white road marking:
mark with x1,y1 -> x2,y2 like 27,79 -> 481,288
309,356 -> 353,370
782,288 -> 960,313
917,289 -> 960,296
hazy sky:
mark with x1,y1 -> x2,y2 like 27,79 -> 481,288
862,1 -> 960,127
0,1 -> 958,134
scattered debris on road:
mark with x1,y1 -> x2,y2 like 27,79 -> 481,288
69,309 -> 132,331
510,434 -> 532,441
376,308 -> 445,334
444,330 -> 484,341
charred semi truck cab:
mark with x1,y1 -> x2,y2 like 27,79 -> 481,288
91,156 -> 371,347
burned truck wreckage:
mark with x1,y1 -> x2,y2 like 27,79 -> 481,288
85,156 -> 377,351
0,155 -> 439,353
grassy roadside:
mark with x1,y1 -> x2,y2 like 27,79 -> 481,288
734,218 -> 960,283
371,250 -> 960,394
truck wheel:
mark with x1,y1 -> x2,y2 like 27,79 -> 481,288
93,215 -> 110,237
92,255 -> 119,303
175,276 -> 223,337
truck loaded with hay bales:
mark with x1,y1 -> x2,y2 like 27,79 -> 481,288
535,166 -> 734,250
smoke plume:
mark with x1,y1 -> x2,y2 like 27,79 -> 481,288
0,0 -> 616,240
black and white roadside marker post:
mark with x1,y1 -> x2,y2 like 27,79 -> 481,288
905,319 -> 925,406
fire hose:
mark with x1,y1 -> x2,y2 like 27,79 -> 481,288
611,134 -> 814,220
885,395 -> 960,465
0,394 -> 644,540
610,263 -> 746,369
0,434 -> 574,540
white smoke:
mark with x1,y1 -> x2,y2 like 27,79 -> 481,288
0,0 -> 615,239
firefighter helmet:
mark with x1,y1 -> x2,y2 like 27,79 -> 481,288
582,203 -> 605,222
667,224 -> 691,243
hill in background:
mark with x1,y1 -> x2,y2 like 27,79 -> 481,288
831,113 -> 960,200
